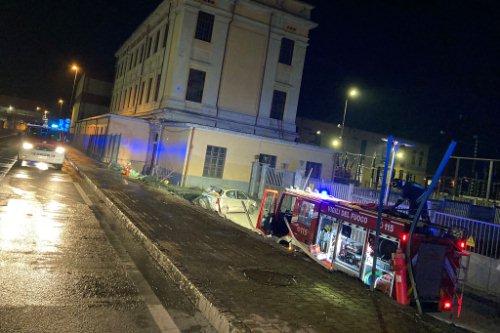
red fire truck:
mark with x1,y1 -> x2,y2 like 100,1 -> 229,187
256,188 -> 469,315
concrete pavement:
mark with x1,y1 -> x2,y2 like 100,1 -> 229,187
66,146 -> 467,333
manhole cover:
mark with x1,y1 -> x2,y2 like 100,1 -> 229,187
243,269 -> 297,287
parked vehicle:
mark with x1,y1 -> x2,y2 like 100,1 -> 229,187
203,186 -> 257,214
256,188 -> 470,315
18,123 -> 66,170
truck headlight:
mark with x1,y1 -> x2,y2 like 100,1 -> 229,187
55,147 -> 65,154
23,142 -> 33,150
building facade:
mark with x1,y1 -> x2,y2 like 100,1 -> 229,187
75,0 -> 336,191
70,74 -> 113,131
110,0 -> 315,141
297,117 -> 430,187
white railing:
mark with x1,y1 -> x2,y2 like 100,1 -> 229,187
433,212 -> 500,259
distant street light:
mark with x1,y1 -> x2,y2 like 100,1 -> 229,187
339,88 -> 359,139
69,64 -> 80,119
58,99 -> 64,118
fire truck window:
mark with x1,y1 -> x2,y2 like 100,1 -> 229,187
298,201 -> 315,227
336,223 -> 366,272
280,194 -> 296,213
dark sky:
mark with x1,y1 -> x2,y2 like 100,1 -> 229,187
1,0 -> 499,161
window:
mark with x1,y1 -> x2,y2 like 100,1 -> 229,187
418,152 -> 424,167
279,38 -> 295,65
305,161 -> 322,179
298,201 -> 315,227
186,69 -> 206,103
280,194 -> 296,213
139,81 -> 145,104
270,90 -> 287,120
129,54 -> 133,70
411,151 -> 417,165
195,11 -> 214,42
127,87 -> 132,107
154,30 -> 160,53
132,85 -> 137,106
146,77 -> 153,103
259,154 -> 277,168
139,43 -> 144,63
134,49 -> 138,67
147,37 -> 152,58
203,145 -> 226,178
154,74 -> 161,101
163,24 -> 169,47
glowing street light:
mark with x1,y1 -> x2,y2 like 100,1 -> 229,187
69,64 -> 80,118
339,88 -> 359,140
332,138 -> 341,148
57,99 -> 64,118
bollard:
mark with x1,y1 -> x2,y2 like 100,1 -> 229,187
391,248 -> 409,305
125,163 -> 131,177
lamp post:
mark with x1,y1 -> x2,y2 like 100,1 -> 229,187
57,99 -> 64,119
43,110 -> 49,126
339,88 -> 359,140
69,64 -> 79,120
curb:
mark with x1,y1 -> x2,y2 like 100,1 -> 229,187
67,158 -> 247,333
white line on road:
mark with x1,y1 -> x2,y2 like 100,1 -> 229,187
73,182 -> 93,206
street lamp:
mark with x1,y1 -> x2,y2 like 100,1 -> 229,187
57,99 -> 64,118
339,88 -> 359,139
69,64 -> 80,119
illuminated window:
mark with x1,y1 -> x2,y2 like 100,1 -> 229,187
305,161 -> 322,179
259,154 -> 277,168
270,90 -> 286,120
195,11 -> 214,42
203,145 -> 226,178
279,38 -> 294,65
186,69 -> 206,103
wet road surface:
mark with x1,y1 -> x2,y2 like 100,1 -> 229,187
0,136 -> 215,332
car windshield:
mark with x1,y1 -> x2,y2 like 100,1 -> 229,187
26,126 -> 63,142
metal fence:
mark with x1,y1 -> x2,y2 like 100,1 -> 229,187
433,212 -> 500,259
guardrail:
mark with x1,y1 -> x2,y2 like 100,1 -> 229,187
433,212 -> 500,259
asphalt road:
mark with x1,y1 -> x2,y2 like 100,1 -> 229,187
0,136 -> 215,333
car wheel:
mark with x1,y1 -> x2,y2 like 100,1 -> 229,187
55,164 -> 63,170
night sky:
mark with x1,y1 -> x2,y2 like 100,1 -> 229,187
1,0 -> 499,163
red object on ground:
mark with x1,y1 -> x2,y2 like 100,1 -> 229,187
391,248 -> 409,305
125,164 -> 131,177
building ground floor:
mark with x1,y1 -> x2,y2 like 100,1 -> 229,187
73,114 -> 336,193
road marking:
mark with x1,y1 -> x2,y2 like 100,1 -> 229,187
73,182 -> 93,206
100,217 -> 182,333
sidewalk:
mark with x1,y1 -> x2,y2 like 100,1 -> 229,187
66,146 -> 467,333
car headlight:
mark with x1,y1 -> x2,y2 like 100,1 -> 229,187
55,147 -> 65,154
22,142 -> 33,150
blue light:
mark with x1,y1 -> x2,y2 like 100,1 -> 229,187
51,124 -> 59,128
320,189 -> 329,197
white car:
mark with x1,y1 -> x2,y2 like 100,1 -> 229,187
203,187 -> 257,214
18,124 -> 66,170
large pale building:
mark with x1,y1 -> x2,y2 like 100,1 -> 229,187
75,0 -> 338,191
